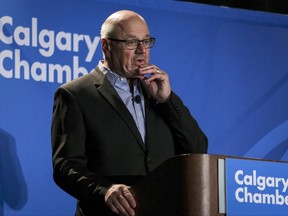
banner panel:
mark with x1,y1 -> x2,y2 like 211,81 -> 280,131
226,158 -> 288,215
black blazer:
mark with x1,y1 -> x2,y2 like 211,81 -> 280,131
51,67 -> 208,216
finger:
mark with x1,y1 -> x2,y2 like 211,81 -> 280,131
106,198 -> 121,215
139,65 -> 160,74
108,202 -> 120,215
139,64 -> 154,71
145,72 -> 166,83
111,198 -> 130,216
123,188 -> 136,208
117,195 -> 135,216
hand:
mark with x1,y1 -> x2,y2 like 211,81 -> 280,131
138,65 -> 171,103
104,184 -> 136,216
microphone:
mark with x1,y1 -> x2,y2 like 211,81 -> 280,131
134,95 -> 141,104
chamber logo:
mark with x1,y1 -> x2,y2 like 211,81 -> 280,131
226,159 -> 288,215
234,169 -> 288,205
0,16 -> 100,83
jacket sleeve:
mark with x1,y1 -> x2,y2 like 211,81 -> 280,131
51,87 -> 112,204
156,91 -> 208,154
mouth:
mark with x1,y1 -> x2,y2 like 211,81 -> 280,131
134,56 -> 146,66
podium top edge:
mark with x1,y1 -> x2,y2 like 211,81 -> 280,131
172,153 -> 288,164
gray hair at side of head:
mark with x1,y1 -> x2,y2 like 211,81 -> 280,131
100,10 -> 146,39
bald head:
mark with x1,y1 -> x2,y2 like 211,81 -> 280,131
100,10 -> 148,39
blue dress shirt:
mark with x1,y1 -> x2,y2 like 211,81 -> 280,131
98,61 -> 146,142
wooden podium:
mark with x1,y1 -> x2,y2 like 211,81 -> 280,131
130,154 -> 288,216
131,154 -> 227,216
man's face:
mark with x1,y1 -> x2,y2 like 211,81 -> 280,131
104,17 -> 151,78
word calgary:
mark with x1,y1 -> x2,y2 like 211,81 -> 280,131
0,16 -> 100,83
234,170 -> 288,206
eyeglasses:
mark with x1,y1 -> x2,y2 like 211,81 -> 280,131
107,37 -> 155,50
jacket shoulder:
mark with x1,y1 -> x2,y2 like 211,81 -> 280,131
59,68 -> 105,93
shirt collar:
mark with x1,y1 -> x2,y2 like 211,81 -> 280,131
98,60 -> 127,86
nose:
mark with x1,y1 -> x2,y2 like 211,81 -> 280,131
135,41 -> 146,53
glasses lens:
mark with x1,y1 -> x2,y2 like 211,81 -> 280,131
124,38 -> 155,50
142,39 -> 151,48
126,40 -> 138,49
148,38 -> 155,48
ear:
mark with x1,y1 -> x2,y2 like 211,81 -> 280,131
102,38 -> 110,57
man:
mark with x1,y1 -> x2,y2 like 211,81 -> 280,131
51,10 -> 208,216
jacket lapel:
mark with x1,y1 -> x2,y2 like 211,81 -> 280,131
143,89 -> 156,153
90,68 -> 146,151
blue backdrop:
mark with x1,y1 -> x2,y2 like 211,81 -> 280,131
1,0 -> 288,215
